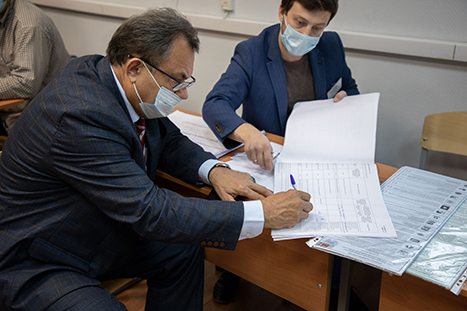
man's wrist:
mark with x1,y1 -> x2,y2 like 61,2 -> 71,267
208,162 -> 231,182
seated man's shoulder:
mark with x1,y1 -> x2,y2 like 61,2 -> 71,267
39,56 -> 118,110
244,24 -> 279,45
235,24 -> 280,58
318,31 -> 344,51
321,31 -> 341,42
14,0 -> 54,27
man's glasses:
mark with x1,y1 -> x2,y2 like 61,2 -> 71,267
129,55 -> 196,91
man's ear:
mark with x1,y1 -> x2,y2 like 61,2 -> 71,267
278,4 -> 285,23
126,58 -> 143,83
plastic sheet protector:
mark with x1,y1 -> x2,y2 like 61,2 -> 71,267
307,166 -> 467,276
407,198 -> 467,295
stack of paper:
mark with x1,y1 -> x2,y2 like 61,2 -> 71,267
272,93 -> 397,240
168,110 -> 243,158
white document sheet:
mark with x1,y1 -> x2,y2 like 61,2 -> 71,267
272,93 -> 397,240
227,142 -> 283,191
308,167 -> 467,276
168,110 -> 242,158
278,93 -> 378,164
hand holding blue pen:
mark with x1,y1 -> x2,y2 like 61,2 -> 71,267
290,174 -> 297,190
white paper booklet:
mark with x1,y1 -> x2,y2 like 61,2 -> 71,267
168,110 -> 242,158
272,93 -> 397,240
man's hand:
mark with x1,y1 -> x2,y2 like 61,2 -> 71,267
333,90 -> 347,102
209,167 -> 273,201
229,123 -> 274,171
261,190 -> 313,229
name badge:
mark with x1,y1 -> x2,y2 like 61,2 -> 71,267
327,77 -> 342,99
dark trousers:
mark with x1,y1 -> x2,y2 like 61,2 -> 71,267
44,240 -> 205,311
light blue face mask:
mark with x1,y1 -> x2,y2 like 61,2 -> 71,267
133,62 -> 182,119
0,0 -> 8,13
280,15 -> 322,56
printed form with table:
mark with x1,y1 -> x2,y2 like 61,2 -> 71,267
168,93 -> 467,296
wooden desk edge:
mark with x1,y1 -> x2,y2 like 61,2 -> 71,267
0,99 -> 25,109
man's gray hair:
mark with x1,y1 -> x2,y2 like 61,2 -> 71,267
107,7 -> 200,66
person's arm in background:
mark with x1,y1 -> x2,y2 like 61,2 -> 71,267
227,123 -> 273,171
203,42 -> 274,171
0,24 -> 52,99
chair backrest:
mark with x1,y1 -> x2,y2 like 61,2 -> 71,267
419,111 -> 467,169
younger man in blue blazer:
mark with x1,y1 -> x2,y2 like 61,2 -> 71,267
203,0 -> 359,172
203,0 -> 361,305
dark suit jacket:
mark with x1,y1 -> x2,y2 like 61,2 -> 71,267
0,55 -> 244,310
203,24 -> 359,142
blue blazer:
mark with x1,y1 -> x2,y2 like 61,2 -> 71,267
203,24 -> 359,141
0,55 -> 244,310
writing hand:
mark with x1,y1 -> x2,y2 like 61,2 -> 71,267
261,190 -> 313,229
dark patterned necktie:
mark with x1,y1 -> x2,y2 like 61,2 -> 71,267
135,118 -> 146,151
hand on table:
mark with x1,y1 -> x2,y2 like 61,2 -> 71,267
209,167 -> 273,201
229,123 -> 274,171
261,190 -> 313,229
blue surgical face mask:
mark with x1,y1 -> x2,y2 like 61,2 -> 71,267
133,62 -> 182,119
0,0 -> 8,13
280,15 -> 322,56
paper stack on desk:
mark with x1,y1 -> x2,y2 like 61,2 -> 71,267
168,110 -> 243,158
272,93 -> 397,240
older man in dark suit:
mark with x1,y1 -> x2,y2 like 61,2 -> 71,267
0,7 -> 312,311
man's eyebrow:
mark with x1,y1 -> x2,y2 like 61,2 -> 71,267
295,14 -> 327,26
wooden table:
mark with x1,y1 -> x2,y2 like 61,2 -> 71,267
379,271 -> 467,310
161,108 -> 467,310
0,99 -> 25,109
205,161 -> 396,311
155,112 -> 399,310
158,152 -> 467,310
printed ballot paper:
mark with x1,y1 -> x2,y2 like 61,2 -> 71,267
309,166 -> 467,276
272,93 -> 397,241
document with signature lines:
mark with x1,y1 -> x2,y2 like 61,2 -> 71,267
272,93 -> 397,241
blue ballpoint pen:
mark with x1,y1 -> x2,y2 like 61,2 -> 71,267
290,174 -> 297,190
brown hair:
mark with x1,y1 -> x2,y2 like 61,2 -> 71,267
107,7 -> 199,66
281,0 -> 339,21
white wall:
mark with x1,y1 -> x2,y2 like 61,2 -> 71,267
32,0 -> 467,179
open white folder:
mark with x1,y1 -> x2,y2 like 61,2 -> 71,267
272,93 -> 397,240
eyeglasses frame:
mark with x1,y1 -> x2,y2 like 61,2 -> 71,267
128,54 -> 196,91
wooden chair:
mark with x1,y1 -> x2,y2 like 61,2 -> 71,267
419,111 -> 467,169
0,149 -> 141,296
